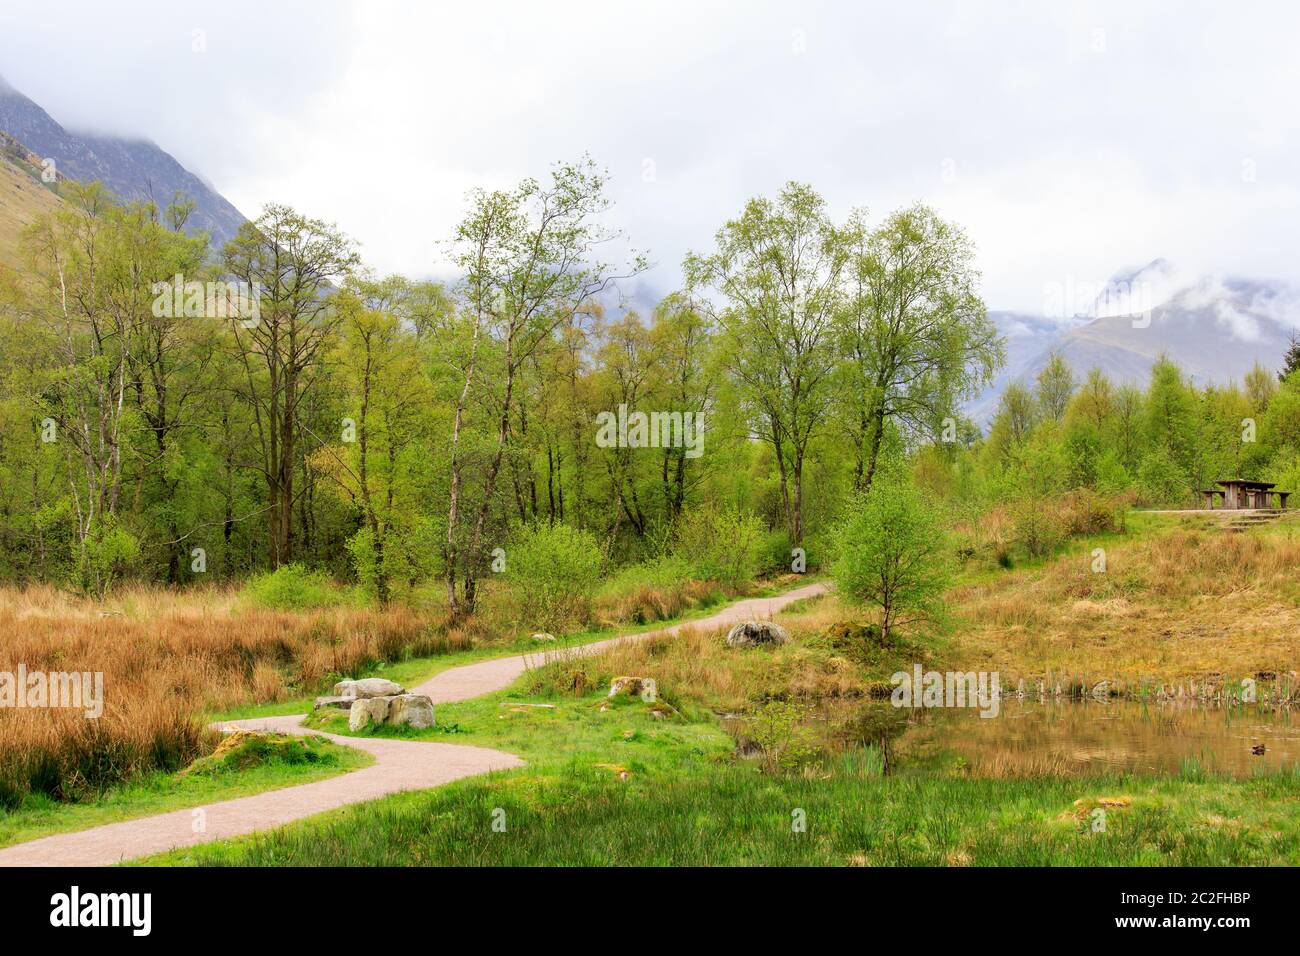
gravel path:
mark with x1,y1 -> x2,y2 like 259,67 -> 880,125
0,581 -> 827,867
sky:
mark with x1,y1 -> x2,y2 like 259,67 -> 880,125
2,0 -> 1298,314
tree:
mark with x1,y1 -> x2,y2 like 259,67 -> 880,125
1035,351 -> 1075,421
223,204 -> 360,567
832,468 -> 949,644
1068,367 -> 1114,429
1245,361 -> 1276,411
985,381 -> 1037,464
312,276 -> 446,603
685,182 -> 846,546
595,312 -> 654,539
18,185 -> 206,592
1143,354 -> 1198,488
840,204 -> 1002,491
443,157 -> 644,618
645,293 -> 715,520
1281,331 -> 1300,382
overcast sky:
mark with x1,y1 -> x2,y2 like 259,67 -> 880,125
2,0 -> 1298,313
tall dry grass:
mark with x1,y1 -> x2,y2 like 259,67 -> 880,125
0,583 -> 463,806
949,526 -> 1300,681
593,578 -> 724,629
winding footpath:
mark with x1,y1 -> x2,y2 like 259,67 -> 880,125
0,582 -> 827,867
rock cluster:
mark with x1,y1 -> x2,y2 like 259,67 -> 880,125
314,677 -> 435,731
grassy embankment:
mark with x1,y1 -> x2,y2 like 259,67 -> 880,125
142,526 -> 1300,866
948,511 -> 1300,686
0,732 -> 369,849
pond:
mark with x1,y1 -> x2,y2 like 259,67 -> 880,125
883,698 -> 1300,778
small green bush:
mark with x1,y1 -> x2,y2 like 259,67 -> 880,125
1136,448 -> 1191,506
597,554 -> 695,598
760,529 -> 795,575
508,523 -> 603,633
182,732 -> 334,776
244,563 -> 346,610
672,505 -> 763,588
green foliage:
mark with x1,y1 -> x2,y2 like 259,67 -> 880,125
507,523 -> 603,633
244,564 -> 347,610
597,555 -> 695,597
760,528 -> 797,575
1137,447 -> 1191,506
743,700 -> 819,775
672,504 -> 764,588
832,471 -> 949,642
79,519 -> 141,598
1094,448 -> 1133,495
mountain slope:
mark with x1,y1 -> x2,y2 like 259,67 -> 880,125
0,75 -> 245,249
0,131 -> 64,271
967,268 -> 1297,425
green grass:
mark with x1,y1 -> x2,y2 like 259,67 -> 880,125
0,734 -> 370,849
142,707 -> 1300,866
142,657 -> 1300,867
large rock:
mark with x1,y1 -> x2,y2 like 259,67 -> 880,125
725,620 -> 791,649
609,676 -> 648,698
334,677 -> 405,699
387,694 -> 435,729
348,696 -> 391,731
313,695 -> 356,712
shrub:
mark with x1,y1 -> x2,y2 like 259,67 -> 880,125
593,555 -> 718,625
1010,494 -> 1066,559
672,505 -> 764,589
743,699 -> 819,775
760,529 -> 794,575
1059,489 -> 1120,536
244,564 -> 347,610
832,472 -> 950,643
79,519 -> 141,598
507,523 -> 603,633
1136,448 -> 1191,506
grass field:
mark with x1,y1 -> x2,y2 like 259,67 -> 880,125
948,514 -> 1300,682
10,514 -> 1300,867
139,527 -> 1300,866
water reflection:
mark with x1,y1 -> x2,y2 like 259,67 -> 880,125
885,698 -> 1300,777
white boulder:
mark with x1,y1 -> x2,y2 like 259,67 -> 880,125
334,677 -> 405,699
388,694 -> 435,729
348,696 -> 391,731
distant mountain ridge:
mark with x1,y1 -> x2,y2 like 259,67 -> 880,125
0,75 -> 245,249
966,261 -> 1298,426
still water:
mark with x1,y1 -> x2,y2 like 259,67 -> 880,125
885,699 -> 1300,777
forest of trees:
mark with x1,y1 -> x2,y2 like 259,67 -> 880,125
3,157 -> 1299,604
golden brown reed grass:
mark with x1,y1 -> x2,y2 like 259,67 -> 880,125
949,527 -> 1300,682
0,572 -> 730,806
0,583 -> 462,805
593,578 -> 723,629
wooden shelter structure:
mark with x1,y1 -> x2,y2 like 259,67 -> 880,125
1201,479 -> 1291,510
